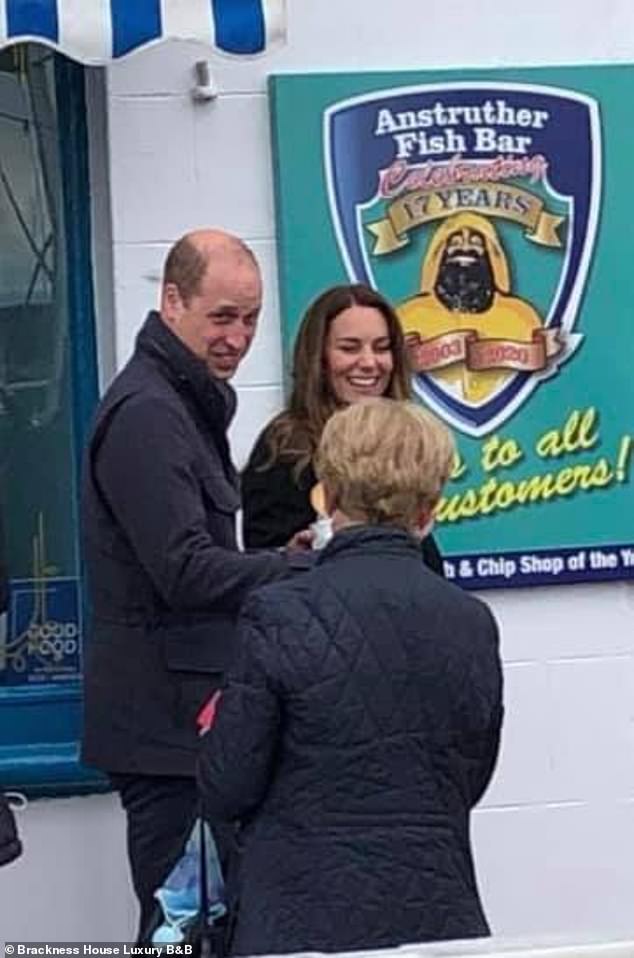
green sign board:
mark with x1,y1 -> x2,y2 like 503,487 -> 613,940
270,65 -> 634,588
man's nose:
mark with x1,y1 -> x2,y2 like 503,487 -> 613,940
224,327 -> 251,352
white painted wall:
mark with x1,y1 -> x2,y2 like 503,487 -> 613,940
0,794 -> 135,941
4,0 -> 634,945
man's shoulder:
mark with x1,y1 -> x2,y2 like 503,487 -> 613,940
85,360 -> 195,468
102,351 -> 172,401
94,355 -> 184,426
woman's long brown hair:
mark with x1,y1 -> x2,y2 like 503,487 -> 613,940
262,284 -> 411,477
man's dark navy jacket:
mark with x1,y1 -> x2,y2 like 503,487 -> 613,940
200,525 -> 503,955
81,312 -> 295,776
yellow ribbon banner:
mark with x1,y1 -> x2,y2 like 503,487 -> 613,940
405,328 -> 564,373
367,182 -> 564,254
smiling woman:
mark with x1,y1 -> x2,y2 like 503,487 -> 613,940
241,283 -> 445,573
324,303 -> 394,404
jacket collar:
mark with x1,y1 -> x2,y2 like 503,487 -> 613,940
316,524 -> 422,564
135,311 -> 237,431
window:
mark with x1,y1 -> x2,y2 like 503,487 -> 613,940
0,45 -> 99,793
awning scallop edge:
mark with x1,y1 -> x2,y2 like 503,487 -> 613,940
0,0 -> 286,65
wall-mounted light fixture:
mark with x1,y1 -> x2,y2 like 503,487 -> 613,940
191,60 -> 218,102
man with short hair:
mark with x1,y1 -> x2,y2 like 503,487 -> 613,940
81,229 -> 307,940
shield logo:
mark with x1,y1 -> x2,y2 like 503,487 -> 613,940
324,82 -> 601,436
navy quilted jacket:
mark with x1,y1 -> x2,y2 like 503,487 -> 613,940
199,525 -> 503,955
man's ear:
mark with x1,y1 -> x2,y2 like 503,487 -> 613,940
161,282 -> 183,325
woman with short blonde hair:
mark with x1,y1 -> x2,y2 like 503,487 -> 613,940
200,400 -> 503,956
316,398 -> 455,531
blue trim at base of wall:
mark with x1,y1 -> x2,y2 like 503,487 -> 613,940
0,742 -> 109,796
0,684 -> 107,795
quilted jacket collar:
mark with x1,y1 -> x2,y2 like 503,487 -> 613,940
317,524 -> 422,564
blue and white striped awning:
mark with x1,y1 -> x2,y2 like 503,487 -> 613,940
0,0 -> 286,64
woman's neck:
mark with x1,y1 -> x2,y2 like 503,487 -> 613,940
330,509 -> 364,533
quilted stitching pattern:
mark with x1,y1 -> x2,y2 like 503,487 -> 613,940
199,526 -> 503,955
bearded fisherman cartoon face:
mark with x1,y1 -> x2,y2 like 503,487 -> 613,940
398,212 -> 543,404
434,226 -> 495,314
